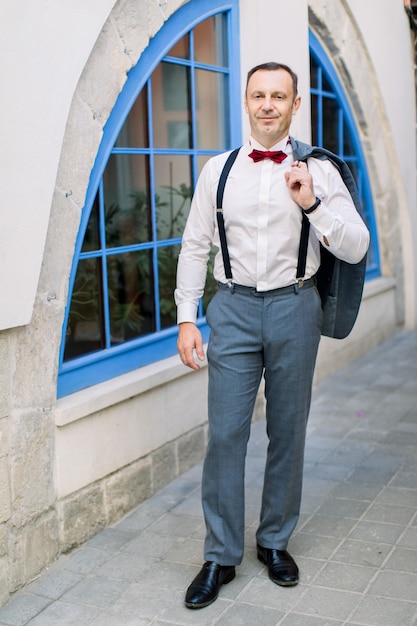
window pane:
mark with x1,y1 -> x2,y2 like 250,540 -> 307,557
347,160 -> 359,186
343,120 -> 356,157
64,257 -> 104,360
310,94 -> 319,146
103,154 -> 152,246
194,14 -> 227,66
166,34 -> 189,59
322,71 -> 333,94
197,155 -> 212,176
322,96 -> 339,153
196,69 -> 227,149
107,250 -> 155,344
310,56 -> 318,89
154,155 -> 192,240
82,193 -> 100,252
152,63 -> 192,149
158,244 -> 180,329
115,87 -> 149,148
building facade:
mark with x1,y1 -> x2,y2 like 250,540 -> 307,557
0,0 -> 416,604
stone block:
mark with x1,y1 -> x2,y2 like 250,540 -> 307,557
11,312 -> 58,409
105,457 -> 152,524
58,484 -> 106,551
54,101 -> 100,210
0,416 -> 7,457
177,426 -> 206,475
8,411 -> 54,528
0,335 -> 9,419
0,555 -> 9,606
112,0 -> 151,65
37,189 -> 82,306
76,18 -> 131,126
151,441 -> 177,493
0,523 -> 7,557
0,457 -> 11,523
8,512 -> 58,592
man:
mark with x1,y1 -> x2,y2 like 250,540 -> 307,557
175,62 -> 369,609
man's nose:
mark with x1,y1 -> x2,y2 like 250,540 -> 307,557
262,96 -> 273,109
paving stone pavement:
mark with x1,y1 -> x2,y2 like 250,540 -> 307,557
1,330 -> 417,626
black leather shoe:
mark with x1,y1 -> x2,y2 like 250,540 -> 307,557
185,561 -> 236,609
257,544 -> 299,586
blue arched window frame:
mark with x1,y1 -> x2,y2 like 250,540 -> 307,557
309,32 -> 380,279
58,0 -> 241,397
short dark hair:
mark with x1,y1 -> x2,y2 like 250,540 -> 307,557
246,62 -> 298,100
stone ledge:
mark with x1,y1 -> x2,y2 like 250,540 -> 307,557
55,352 -> 202,427
362,275 -> 396,299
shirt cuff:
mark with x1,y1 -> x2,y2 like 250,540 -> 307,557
177,302 -> 199,325
307,201 -> 336,232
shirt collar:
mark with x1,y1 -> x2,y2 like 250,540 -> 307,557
249,135 -> 291,152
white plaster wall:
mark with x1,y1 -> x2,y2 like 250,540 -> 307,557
239,0 -> 311,143
0,0 -> 116,330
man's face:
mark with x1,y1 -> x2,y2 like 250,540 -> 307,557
244,69 -> 301,148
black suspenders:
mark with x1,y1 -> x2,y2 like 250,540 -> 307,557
216,148 -> 240,282
215,148 -> 310,286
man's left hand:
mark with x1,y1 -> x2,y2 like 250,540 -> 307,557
284,160 -> 317,210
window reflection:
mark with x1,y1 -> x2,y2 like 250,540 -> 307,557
322,97 -> 339,154
196,69 -> 227,149
107,250 -> 155,344
82,195 -> 100,252
194,14 -> 227,66
64,257 -> 104,360
158,244 -> 180,330
103,155 -> 152,246
152,63 -> 192,149
166,34 -> 189,59
154,155 -> 192,240
115,88 -> 149,149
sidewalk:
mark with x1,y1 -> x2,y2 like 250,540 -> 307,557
1,330 -> 417,626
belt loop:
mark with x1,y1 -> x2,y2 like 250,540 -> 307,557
229,282 -> 235,294
293,283 -> 299,295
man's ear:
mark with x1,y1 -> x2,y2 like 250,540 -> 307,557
244,96 -> 248,114
292,96 -> 301,116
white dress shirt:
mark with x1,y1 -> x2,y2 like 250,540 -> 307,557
175,135 -> 370,324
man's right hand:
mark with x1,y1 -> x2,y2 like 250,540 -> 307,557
177,322 -> 205,371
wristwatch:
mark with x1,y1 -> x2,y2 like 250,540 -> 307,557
303,197 -> 321,214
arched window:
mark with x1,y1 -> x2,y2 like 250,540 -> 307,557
309,32 -> 380,277
58,0 -> 241,397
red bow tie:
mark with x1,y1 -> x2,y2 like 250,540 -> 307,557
248,149 -> 287,163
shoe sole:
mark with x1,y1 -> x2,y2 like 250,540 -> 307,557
185,569 -> 236,609
257,551 -> 299,587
